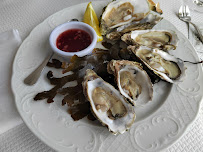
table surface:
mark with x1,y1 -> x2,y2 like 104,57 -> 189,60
0,0 -> 203,152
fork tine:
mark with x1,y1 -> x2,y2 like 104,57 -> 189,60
179,5 -> 183,17
183,5 -> 186,17
185,5 -> 190,16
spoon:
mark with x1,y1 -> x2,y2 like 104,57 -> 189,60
24,18 -> 79,85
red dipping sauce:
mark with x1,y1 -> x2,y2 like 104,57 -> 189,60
56,29 -> 92,52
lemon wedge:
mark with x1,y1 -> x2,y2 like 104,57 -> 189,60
83,2 -> 103,42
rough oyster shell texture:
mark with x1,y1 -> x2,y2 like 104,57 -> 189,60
121,30 -> 179,51
106,11 -> 163,41
107,60 -> 153,106
128,46 -> 186,83
83,69 -> 136,134
100,0 -> 163,35
84,0 -> 184,135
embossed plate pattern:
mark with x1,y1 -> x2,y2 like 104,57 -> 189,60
11,1 -> 203,152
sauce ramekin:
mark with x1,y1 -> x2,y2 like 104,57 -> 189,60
49,21 -> 97,58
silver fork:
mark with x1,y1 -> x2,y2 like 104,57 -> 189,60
178,5 -> 203,43
179,5 -> 190,38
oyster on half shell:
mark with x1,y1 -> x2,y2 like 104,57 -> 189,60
105,12 -> 163,41
100,0 -> 163,35
106,22 -> 155,41
122,30 -> 179,51
128,46 -> 185,83
83,69 -> 136,134
107,60 -> 153,106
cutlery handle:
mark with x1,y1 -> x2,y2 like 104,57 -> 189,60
187,22 -> 190,39
190,22 -> 203,43
24,52 -> 54,85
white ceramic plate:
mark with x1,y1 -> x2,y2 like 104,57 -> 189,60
12,1 -> 203,152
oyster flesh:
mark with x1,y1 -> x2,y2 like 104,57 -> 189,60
100,0 -> 162,35
129,46 -> 185,83
83,69 -> 136,134
107,60 -> 153,106
106,22 -> 155,41
106,12 -> 163,41
122,30 -> 179,51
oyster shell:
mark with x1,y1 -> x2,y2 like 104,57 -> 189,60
100,0 -> 162,35
107,60 -> 153,106
106,22 -> 155,41
129,46 -> 185,83
148,0 -> 163,14
115,11 -> 163,32
83,69 -> 136,134
122,30 -> 179,51
106,11 -> 163,41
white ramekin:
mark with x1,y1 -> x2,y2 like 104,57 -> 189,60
49,21 -> 97,58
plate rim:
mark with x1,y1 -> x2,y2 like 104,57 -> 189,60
11,1 -> 203,152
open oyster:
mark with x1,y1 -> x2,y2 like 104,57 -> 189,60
83,69 -> 136,134
122,30 -> 179,51
105,12 -> 163,41
107,60 -> 153,106
129,46 -> 185,83
106,22 -> 155,41
100,0 -> 163,35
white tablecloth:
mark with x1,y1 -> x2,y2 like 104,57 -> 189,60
0,0 -> 202,151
